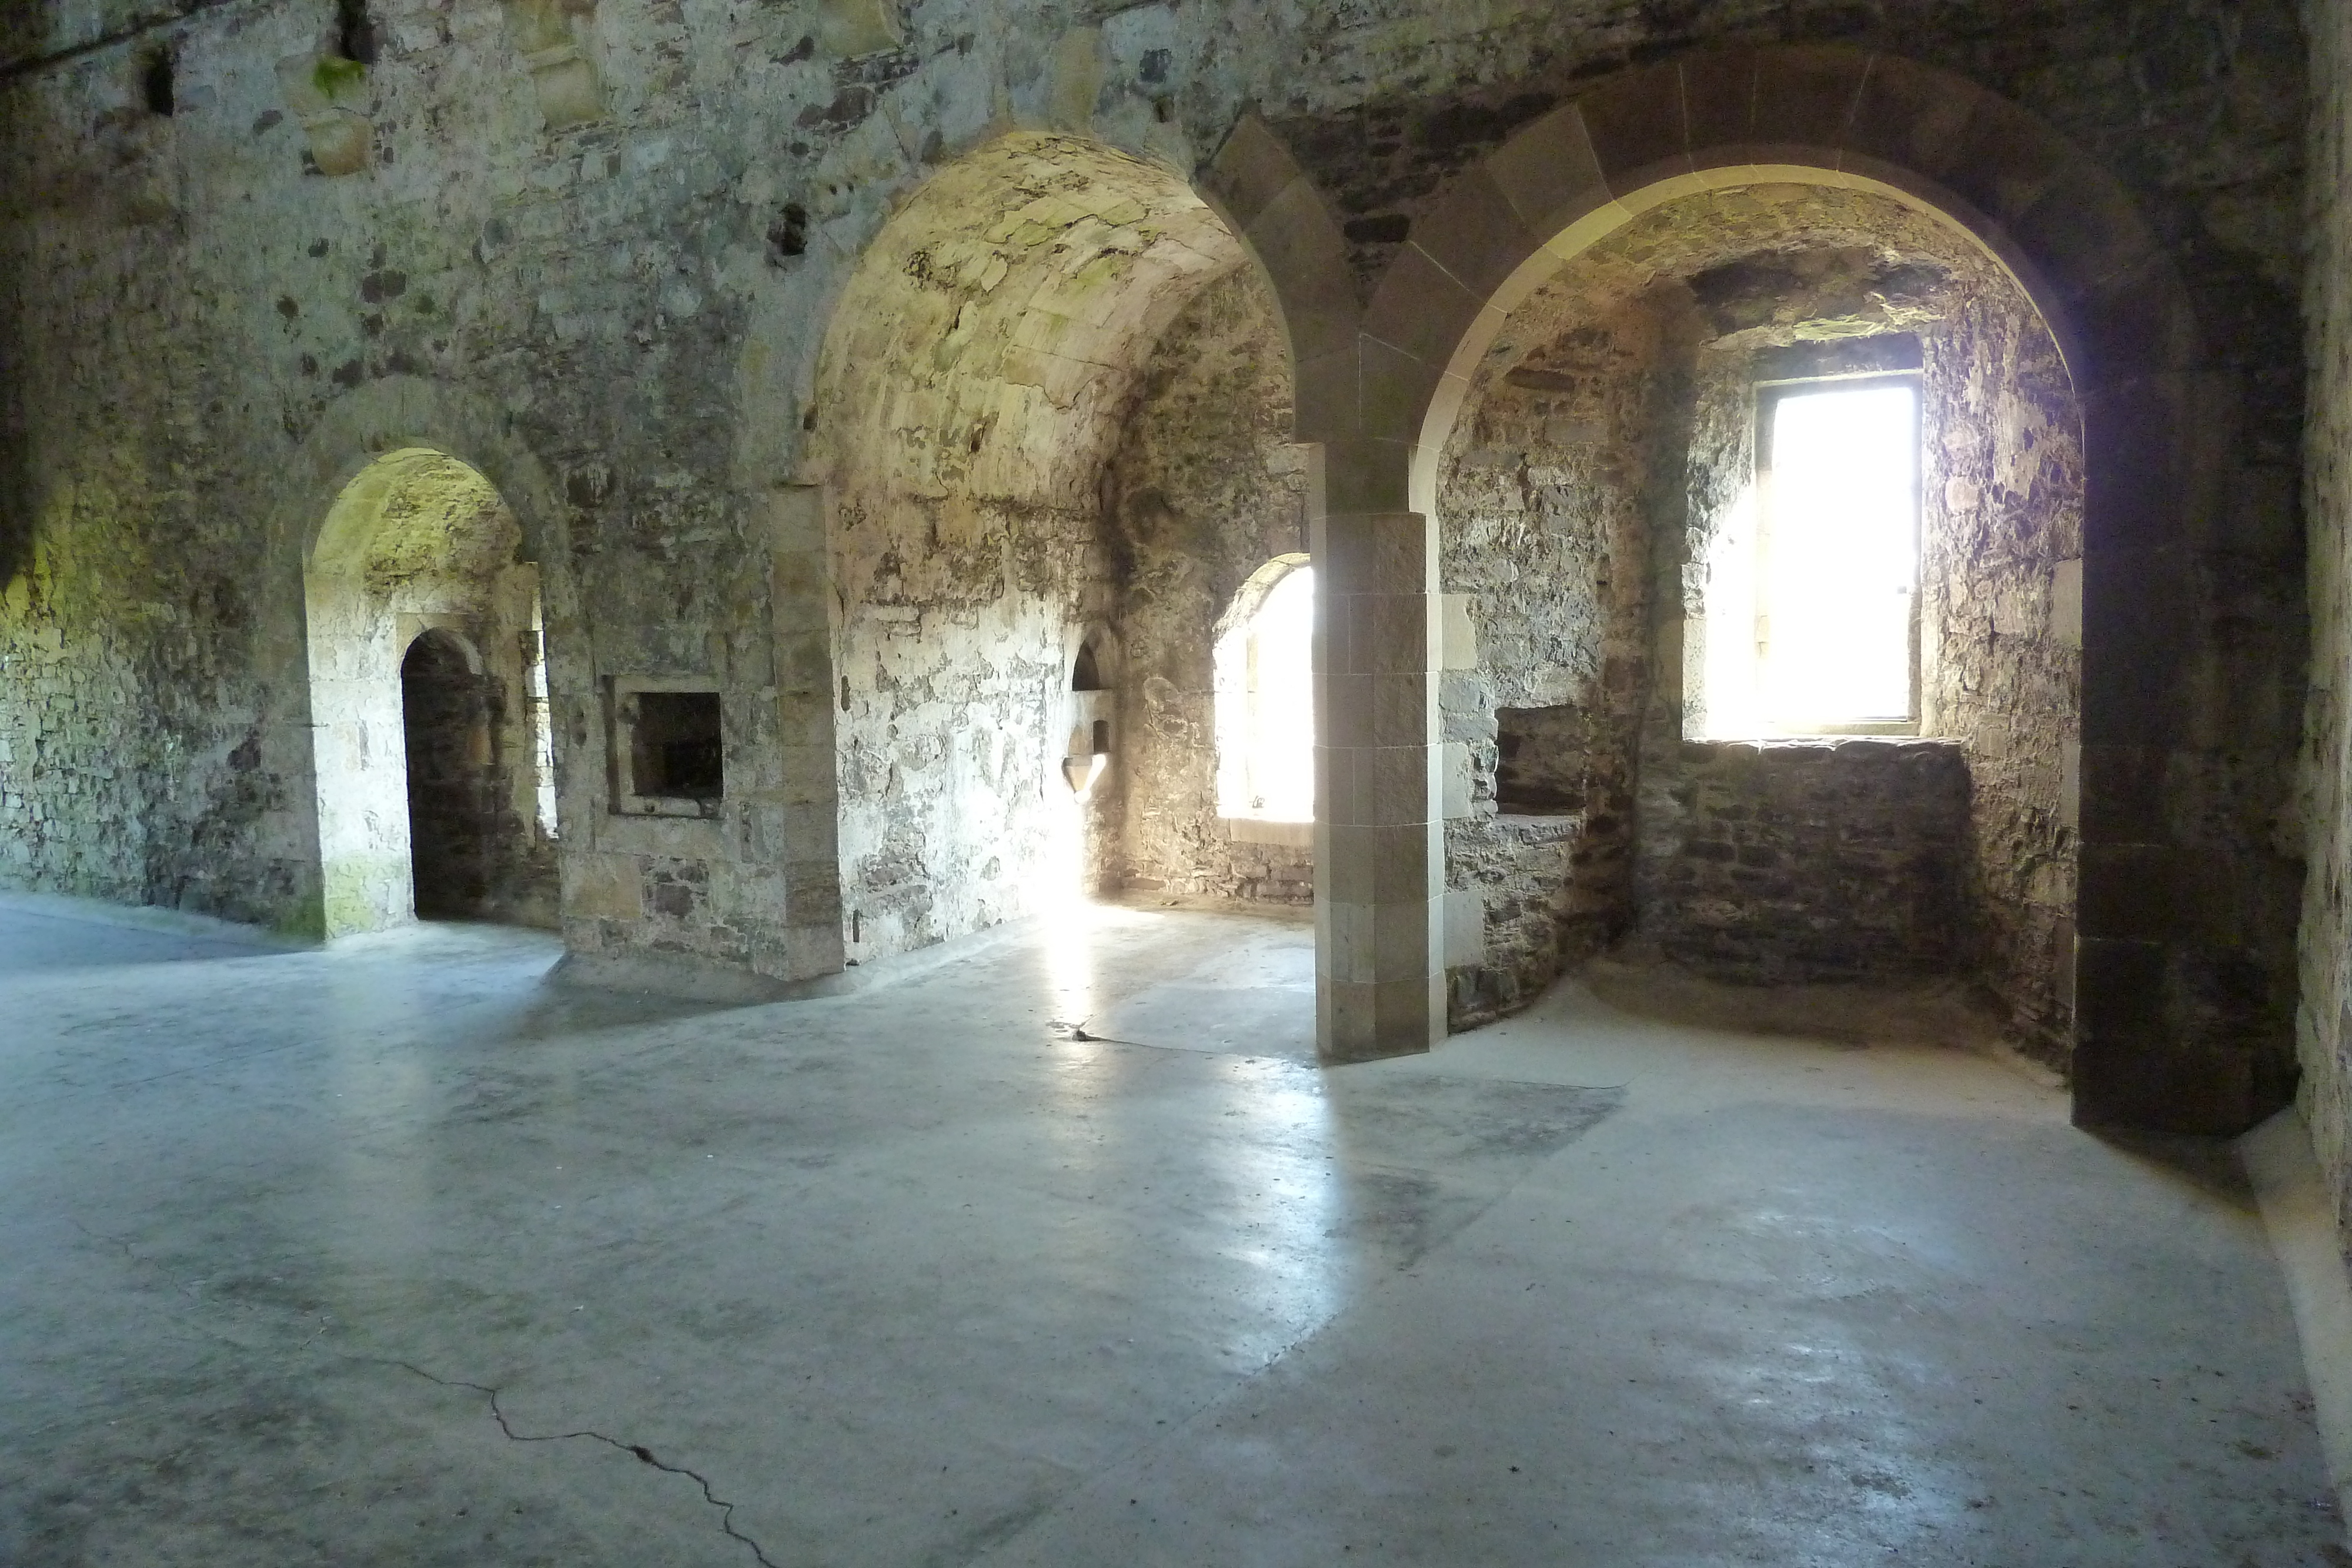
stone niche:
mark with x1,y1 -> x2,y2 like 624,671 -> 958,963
1495,704 -> 1596,812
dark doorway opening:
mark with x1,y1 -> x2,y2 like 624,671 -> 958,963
402,630 -> 494,919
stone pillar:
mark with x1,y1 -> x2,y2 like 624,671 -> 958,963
1314,482 -> 1446,1063
1197,114 -> 1448,1064
770,486 -> 847,982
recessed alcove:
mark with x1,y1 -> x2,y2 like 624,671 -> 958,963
1437,183 -> 2081,1051
1494,705 -> 1591,815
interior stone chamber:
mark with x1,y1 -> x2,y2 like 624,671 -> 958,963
0,11 -> 2317,1147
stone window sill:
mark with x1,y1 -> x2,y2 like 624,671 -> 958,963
1221,817 -> 1312,848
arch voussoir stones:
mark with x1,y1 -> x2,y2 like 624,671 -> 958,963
1200,111 -> 1358,430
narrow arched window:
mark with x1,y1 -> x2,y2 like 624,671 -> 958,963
1214,557 -> 1315,824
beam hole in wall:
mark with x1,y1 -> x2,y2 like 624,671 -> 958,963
141,50 -> 175,116
769,203 -> 809,263
335,0 -> 378,65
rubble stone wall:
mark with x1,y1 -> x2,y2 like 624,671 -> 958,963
1436,284 -> 1668,1024
1105,268 -> 1312,905
1642,738 -> 1972,982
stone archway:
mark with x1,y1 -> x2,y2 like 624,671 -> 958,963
803,131 -> 1274,963
303,448 -> 557,935
1211,47 -> 2256,1132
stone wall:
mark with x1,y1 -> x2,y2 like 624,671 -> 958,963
1641,739 -> 1971,982
0,0 -> 2311,1089
1918,280 -> 2084,1060
2300,0 -> 2352,1236
1436,280 -> 1669,1022
1105,268 -> 1312,905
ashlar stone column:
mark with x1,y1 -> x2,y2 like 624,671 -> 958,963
1314,486 -> 1446,1063
1198,115 -> 1449,1064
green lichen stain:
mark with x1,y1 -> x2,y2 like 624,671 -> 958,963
313,57 -> 368,102
322,854 -> 409,937
273,901 -> 329,942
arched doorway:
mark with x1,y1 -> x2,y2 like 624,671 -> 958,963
400,628 -> 494,919
304,448 -> 559,934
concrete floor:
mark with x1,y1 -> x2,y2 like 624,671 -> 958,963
1,890 -> 2343,1566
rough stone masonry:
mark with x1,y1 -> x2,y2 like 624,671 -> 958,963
0,1 -> 2318,1151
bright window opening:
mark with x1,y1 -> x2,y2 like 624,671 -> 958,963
1215,560 -> 1315,823
1702,376 -> 1919,736
524,600 -> 558,840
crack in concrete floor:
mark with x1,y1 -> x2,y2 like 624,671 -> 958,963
389,1362 -> 782,1568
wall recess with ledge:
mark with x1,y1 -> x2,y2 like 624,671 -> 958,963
1063,630 -> 1114,800
611,679 -> 724,819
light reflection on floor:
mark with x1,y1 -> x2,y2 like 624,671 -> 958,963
0,891 -> 2336,1566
